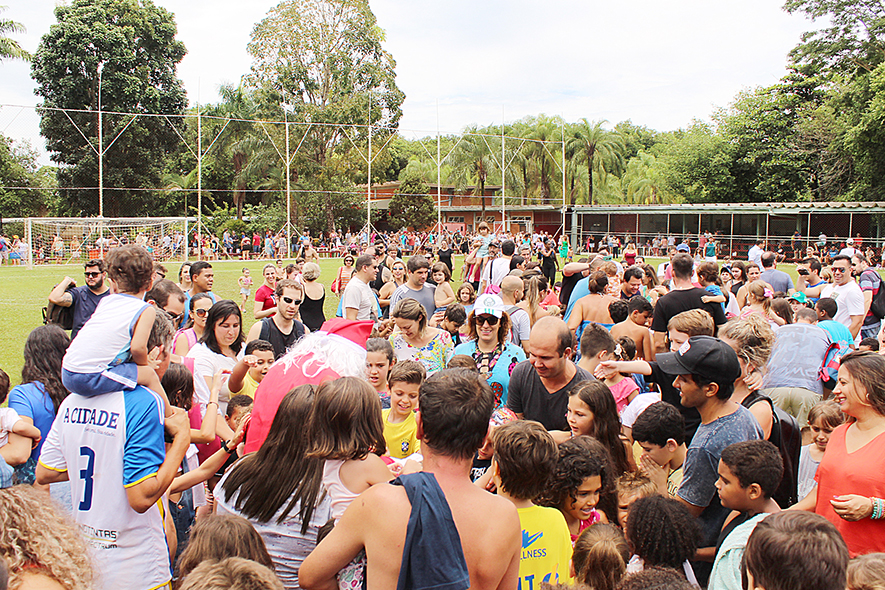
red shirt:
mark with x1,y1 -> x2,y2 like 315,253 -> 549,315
255,284 -> 276,313
815,423 -> 885,556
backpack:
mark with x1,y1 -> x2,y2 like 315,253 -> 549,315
741,392 -> 802,508
43,284 -> 76,331
506,305 -> 522,345
865,270 -> 885,319
819,340 -> 850,389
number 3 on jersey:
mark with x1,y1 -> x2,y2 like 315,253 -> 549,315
79,446 -> 96,511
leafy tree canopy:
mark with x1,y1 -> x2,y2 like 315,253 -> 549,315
390,175 -> 435,230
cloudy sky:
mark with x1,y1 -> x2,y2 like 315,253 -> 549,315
3,0 -> 818,155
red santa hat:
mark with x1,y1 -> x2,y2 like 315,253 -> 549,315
243,319 -> 373,453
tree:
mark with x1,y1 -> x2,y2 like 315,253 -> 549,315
246,0 -> 404,232
568,119 -> 625,206
451,126 -> 497,217
0,136 -> 54,217
31,0 -> 187,216
653,122 -> 735,203
389,175 -> 434,230
0,5 -> 29,62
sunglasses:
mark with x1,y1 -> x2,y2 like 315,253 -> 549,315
84,271 -> 102,278
194,308 -> 210,317
477,315 -> 500,326
166,311 -> 183,325
282,296 -> 302,305
832,267 -> 849,273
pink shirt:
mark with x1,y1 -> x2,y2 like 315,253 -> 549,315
608,377 -> 639,414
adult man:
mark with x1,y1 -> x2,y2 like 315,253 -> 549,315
36,311 -> 192,590
759,252 -> 794,294
658,336 -> 761,585
620,266 -> 644,300
369,244 -> 393,291
748,239 -> 765,269
507,317 -> 593,431
650,253 -> 727,353
144,279 -> 186,330
839,237 -> 857,257
820,255 -> 865,339
300,369 -> 521,590
478,241 -> 510,294
795,257 -> 827,303
183,260 -> 215,324
48,259 -> 111,339
761,310 -> 830,428
499,276 -> 530,352
559,257 -> 591,307
852,253 -> 882,340
390,255 -> 436,319
656,246 -> 677,280
246,279 -> 306,359
343,254 -> 379,321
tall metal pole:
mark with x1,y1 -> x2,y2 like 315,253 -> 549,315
501,108 -> 505,234
197,104 -> 202,260
97,63 -> 104,259
367,94 -> 372,237
285,111 -> 291,258
562,120 -> 569,247
437,101 -> 442,233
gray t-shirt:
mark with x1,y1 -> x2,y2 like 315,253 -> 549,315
760,269 -> 794,293
342,276 -> 377,321
505,306 -> 531,346
390,283 -> 437,319
506,361 -> 594,431
678,405 -> 762,550
762,324 -> 829,395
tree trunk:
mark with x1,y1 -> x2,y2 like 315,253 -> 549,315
587,146 -> 596,206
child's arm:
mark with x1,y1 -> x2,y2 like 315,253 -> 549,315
701,294 -> 726,304
130,305 -> 157,366
11,419 -> 42,443
227,356 -> 255,395
191,370 -> 224,444
595,359 -> 651,379
169,415 -> 249,494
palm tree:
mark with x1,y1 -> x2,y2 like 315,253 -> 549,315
523,115 -> 564,204
0,6 -> 29,62
569,119 -> 626,206
451,125 -> 497,217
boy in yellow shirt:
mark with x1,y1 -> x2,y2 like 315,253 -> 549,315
228,340 -> 275,400
382,361 -> 424,459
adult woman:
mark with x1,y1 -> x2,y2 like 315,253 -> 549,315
624,241 -> 637,266
332,255 -> 354,297
389,298 -> 454,375
185,300 -> 243,438
639,264 -> 663,305
453,298 -> 527,408
0,485 -> 94,590
379,259 -> 406,319
736,263 -> 763,308
173,293 -> 214,358
453,283 -> 474,317
541,239 -> 558,287
7,325 -> 70,483
719,316 -> 776,440
792,351 -> 885,556
567,271 -> 618,344
437,239 -> 454,273
300,262 -> 326,332
254,263 -> 278,320
729,261 -> 747,297
463,237 -> 485,290
216,385 -> 332,588
178,262 -> 193,293
520,273 -> 555,325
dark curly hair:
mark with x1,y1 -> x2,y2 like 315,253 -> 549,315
21,324 -> 71,413
625,495 -> 700,569
536,436 -> 615,522
615,566 -> 694,590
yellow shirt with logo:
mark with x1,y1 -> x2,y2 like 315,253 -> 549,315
517,505 -> 573,587
381,409 -> 420,459
231,372 -> 260,399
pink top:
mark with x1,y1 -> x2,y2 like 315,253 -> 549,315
570,508 -> 602,543
608,377 -> 640,414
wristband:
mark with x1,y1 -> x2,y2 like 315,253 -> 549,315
872,497 -> 884,520
207,401 -> 218,406
220,440 -> 236,454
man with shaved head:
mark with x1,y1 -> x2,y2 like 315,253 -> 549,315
506,316 -> 594,431
500,275 -> 530,353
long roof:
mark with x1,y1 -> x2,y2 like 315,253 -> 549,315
574,202 -> 885,214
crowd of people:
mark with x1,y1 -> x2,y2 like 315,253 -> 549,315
1,223 -> 885,590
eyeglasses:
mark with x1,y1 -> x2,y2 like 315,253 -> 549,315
194,308 -> 210,317
477,315 -> 500,326
832,267 -> 849,274
84,272 -> 101,278
282,296 -> 302,305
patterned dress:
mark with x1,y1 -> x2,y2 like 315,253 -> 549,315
391,329 -> 454,375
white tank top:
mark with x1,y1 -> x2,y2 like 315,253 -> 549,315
322,459 -> 360,521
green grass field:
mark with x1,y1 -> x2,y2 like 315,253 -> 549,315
0,255 -> 823,387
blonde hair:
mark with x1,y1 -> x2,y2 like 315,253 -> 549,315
302,262 -> 321,281
178,557 -> 283,590
572,524 -> 630,590
0,485 -> 94,590
746,280 -> 772,312
667,309 -> 715,337
719,315 -> 775,372
617,471 -> 658,501
847,553 -> 885,590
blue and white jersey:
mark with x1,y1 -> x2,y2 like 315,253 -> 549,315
62,293 -> 150,373
39,386 -> 170,590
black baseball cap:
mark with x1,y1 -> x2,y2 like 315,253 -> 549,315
656,335 -> 741,384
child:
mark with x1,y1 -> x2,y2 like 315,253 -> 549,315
744,512 -> 849,590
630,402 -> 688,498
848,554 -> 885,590
307,377 -> 393,589
815,297 -> 855,350
608,300 -> 629,325
797,401 -> 845,501
162,362 -> 221,445
858,337 -> 880,352
61,245 -> 169,412
611,296 -> 655,361
471,407 -> 518,483
616,472 -> 658,530
577,323 -> 617,375
238,268 -> 252,311
571,524 -> 631,590
537,435 -> 614,541
604,339 -> 640,415
365,338 -> 395,409
740,281 -> 784,327
382,361 -> 425,460
0,368 -> 42,452
624,495 -> 700,583
476,221 -> 493,268
174,514 -> 274,585
491,420 -> 573,586
432,262 -> 456,314
709,440 -> 783,590
448,354 -> 479,372
439,303 -> 467,346
228,340 -> 275,400
698,261 -> 727,313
